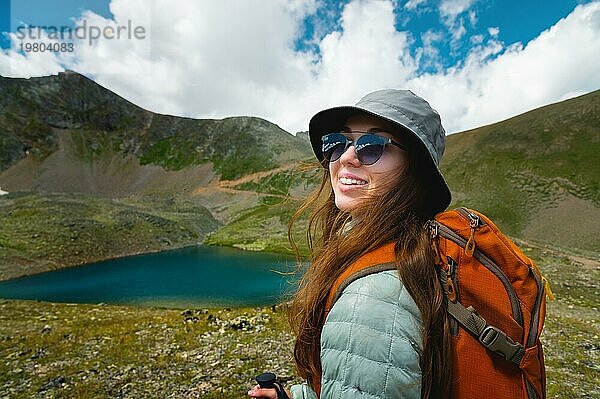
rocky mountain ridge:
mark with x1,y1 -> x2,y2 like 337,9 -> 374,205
0,71 -> 312,182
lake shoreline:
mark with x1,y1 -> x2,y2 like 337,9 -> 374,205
0,241 -> 294,283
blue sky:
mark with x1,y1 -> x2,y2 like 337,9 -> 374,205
0,0 -> 599,134
6,0 -> 111,30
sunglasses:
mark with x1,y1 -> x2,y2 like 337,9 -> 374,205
321,131 -> 407,165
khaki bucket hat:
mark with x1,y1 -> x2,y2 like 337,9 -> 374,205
308,89 -> 452,215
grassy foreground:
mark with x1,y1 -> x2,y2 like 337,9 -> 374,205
0,303 -> 298,398
1,243 -> 598,398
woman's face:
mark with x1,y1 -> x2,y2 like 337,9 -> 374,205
329,114 -> 409,215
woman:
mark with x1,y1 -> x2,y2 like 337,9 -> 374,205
249,89 -> 453,398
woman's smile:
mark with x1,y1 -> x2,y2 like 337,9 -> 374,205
337,173 -> 368,190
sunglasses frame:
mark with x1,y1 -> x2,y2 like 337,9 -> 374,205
321,131 -> 408,165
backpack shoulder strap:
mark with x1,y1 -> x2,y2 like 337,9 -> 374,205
325,242 -> 398,315
329,262 -> 397,307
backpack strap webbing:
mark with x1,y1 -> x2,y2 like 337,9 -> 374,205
447,300 -> 526,365
329,262 -> 398,307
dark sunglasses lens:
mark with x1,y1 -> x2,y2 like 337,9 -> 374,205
322,133 -> 348,162
356,135 -> 386,165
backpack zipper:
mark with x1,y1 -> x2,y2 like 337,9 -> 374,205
456,207 -> 485,256
447,256 -> 459,300
447,256 -> 460,336
456,207 -> 486,227
433,221 -> 524,326
526,266 -> 544,348
542,276 -> 555,301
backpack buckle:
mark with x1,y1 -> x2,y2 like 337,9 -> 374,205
479,325 -> 525,365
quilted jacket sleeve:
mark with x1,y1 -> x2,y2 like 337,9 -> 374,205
290,383 -> 319,399
319,270 -> 423,399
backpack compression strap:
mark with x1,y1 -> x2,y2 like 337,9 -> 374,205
447,300 -> 526,365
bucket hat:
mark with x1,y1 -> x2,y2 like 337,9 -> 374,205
308,89 -> 451,215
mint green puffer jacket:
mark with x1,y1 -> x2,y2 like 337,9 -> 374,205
290,270 -> 423,399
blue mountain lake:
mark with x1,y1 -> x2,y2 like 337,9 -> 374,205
0,246 -> 299,308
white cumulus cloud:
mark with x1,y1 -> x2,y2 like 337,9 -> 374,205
439,0 -> 477,20
438,0 -> 477,42
404,0 -> 428,11
488,26 -> 500,37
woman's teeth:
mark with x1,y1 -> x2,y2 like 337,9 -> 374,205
339,177 -> 367,185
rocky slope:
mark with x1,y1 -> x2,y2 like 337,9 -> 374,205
0,72 -> 313,279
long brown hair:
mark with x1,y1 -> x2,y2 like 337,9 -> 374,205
288,139 -> 453,398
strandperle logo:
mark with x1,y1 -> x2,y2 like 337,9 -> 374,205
11,16 -> 148,56
15,19 -> 147,46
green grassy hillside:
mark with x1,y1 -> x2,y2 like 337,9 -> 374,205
140,115 -> 310,179
441,90 -> 599,251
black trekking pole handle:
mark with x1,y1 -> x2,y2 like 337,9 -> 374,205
255,372 -> 290,399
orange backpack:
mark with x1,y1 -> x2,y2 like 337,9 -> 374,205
326,207 -> 551,399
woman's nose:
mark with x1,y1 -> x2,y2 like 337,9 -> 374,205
339,143 -> 361,166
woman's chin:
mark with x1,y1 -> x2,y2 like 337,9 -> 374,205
335,197 -> 362,213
